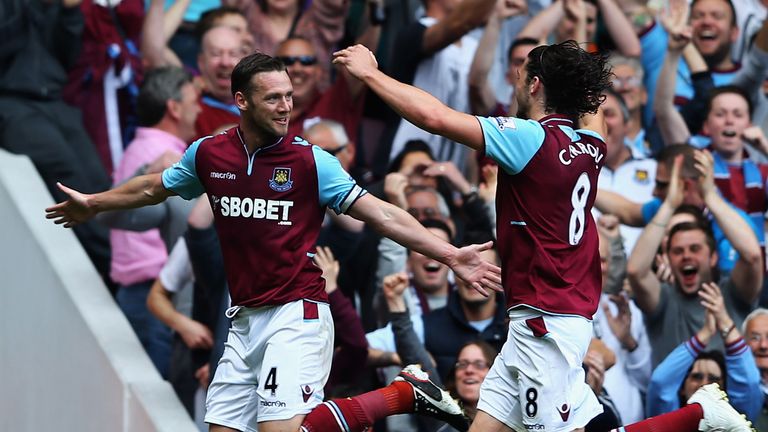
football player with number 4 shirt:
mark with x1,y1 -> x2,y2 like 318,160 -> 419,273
334,40 -> 754,432
46,52 -> 503,432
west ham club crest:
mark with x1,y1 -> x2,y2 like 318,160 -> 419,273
269,167 -> 293,192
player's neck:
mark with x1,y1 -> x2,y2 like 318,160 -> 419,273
238,123 -> 281,153
527,103 -> 548,122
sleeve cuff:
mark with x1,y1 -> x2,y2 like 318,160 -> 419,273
725,336 -> 749,356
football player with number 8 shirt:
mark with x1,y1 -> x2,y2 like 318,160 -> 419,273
334,40 -> 755,432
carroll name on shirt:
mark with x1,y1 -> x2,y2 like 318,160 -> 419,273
558,141 -> 605,167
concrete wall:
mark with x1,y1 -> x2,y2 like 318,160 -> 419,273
0,150 -> 197,432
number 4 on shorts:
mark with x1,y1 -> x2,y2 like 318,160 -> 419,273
264,367 -> 278,396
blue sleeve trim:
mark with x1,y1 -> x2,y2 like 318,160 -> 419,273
477,116 -> 545,175
312,145 -> 367,214
161,136 -> 208,200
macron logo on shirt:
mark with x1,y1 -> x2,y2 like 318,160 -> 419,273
211,171 -> 237,180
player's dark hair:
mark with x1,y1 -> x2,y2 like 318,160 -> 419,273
231,52 -> 287,99
196,6 -> 246,41
666,221 -> 716,255
691,0 -> 737,27
388,140 -> 435,173
507,37 -> 540,62
525,40 -> 612,118
137,66 -> 193,127
678,350 -> 727,407
706,85 -> 754,118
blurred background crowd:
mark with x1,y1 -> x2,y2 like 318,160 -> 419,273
4,0 -> 768,429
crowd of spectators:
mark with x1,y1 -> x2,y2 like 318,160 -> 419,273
5,0 -> 768,429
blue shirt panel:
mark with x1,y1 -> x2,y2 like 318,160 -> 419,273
477,116 -> 546,175
311,145 -> 366,213
161,136 -> 207,200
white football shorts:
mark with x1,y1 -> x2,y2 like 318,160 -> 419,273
204,299 -> 334,432
477,307 -> 602,431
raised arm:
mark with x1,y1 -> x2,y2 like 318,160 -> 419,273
653,0 -> 692,146
421,0 -> 497,55
468,0 -> 528,115
594,189 -> 645,226
383,272 -> 441,380
469,10 -> 504,116
347,194 -> 502,296
626,156 -> 684,313
162,0 -> 192,44
696,151 -> 763,304
141,0 -> 182,68
45,174 -> 174,228
340,0 -> 385,101
334,45 -> 485,151
596,0 -> 641,57
516,0 -> 565,41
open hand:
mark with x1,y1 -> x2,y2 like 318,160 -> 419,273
602,294 -> 636,350
693,150 -> 716,202
496,0 -> 528,19
450,241 -> 503,296
660,0 -> 691,51
698,281 -> 732,329
45,183 -> 96,228
314,246 -> 340,293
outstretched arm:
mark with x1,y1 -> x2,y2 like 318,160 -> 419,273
626,156 -> 684,314
594,189 -> 645,226
347,194 -> 502,296
334,45 -> 485,151
468,0 -> 528,115
653,0 -> 692,146
45,173 -> 175,228
696,151 -> 763,304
